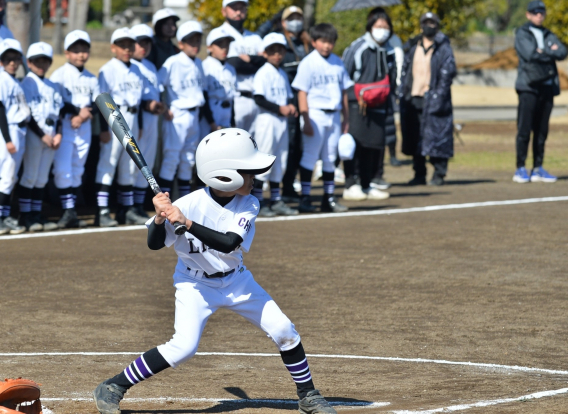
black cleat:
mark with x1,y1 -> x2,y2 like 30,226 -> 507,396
408,176 -> 427,186
96,208 -> 118,227
4,216 -> 26,234
125,207 -> 148,225
320,195 -> 348,213
270,200 -> 299,216
93,381 -> 127,414
298,195 -> 317,213
298,389 -> 337,414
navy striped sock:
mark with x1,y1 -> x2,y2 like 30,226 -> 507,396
270,182 -> 281,202
178,178 -> 190,198
133,187 -> 146,205
252,180 -> 264,202
280,342 -> 315,399
31,188 -> 44,212
106,348 -> 171,390
322,171 -> 335,195
59,187 -> 75,209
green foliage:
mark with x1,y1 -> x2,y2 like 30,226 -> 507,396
89,0 -> 131,15
542,0 -> 568,45
190,0 -> 301,32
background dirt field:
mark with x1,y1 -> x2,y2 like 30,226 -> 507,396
1,120 -> 568,413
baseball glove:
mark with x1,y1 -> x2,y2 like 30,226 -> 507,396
0,378 -> 42,414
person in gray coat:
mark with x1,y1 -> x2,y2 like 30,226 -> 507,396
513,0 -> 567,183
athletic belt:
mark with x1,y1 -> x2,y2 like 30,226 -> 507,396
220,101 -> 231,108
238,91 -> 253,98
17,121 -> 27,128
120,105 -> 138,114
187,266 -> 236,279
318,109 -> 338,113
186,107 -> 197,112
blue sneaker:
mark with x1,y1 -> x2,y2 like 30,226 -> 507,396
513,167 -> 530,183
531,167 -> 557,183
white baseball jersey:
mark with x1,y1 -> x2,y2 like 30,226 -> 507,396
50,62 -> 99,113
253,62 -> 293,107
0,71 -> 30,126
202,56 -> 236,102
131,58 -> 161,102
0,24 -> 13,42
222,22 -> 263,92
99,58 -> 151,109
159,52 -> 205,110
147,188 -> 259,284
21,72 -> 64,137
292,50 -> 353,111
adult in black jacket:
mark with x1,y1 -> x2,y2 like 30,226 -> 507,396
342,7 -> 396,201
399,12 -> 456,186
512,1 -> 567,183
147,8 -> 180,70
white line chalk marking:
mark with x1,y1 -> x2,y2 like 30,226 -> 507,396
1,196 -> 567,241
2,351 -> 568,376
392,387 -> 568,413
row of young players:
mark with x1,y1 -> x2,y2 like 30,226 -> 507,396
0,19 -> 352,235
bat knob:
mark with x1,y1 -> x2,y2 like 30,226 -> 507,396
174,222 -> 188,235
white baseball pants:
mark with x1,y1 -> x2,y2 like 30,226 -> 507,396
233,95 -> 258,134
96,111 -> 138,186
134,111 -> 159,189
254,111 -> 289,183
300,109 -> 341,173
20,131 -> 55,189
53,118 -> 92,189
157,267 -> 301,368
0,124 -> 26,194
159,107 -> 200,182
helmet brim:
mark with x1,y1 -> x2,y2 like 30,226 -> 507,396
237,151 -> 276,175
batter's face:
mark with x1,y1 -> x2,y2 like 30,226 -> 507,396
0,50 -> 22,75
312,38 -> 335,57
28,57 -> 52,77
133,38 -> 152,60
208,38 -> 232,61
263,44 -> 286,67
65,41 -> 90,68
179,33 -> 202,58
112,39 -> 135,63
236,173 -> 255,195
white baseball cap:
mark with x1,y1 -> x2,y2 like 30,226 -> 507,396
64,30 -> 91,51
131,24 -> 154,41
27,42 -> 53,60
222,0 -> 248,8
176,21 -> 202,42
152,7 -> 180,27
262,32 -> 286,50
206,27 -> 235,46
110,27 -> 136,45
0,38 -> 23,58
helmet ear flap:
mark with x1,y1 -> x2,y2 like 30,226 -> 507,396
200,169 -> 244,192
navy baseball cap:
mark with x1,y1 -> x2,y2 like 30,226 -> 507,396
527,0 -> 546,14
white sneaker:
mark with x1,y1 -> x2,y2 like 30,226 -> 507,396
342,184 -> 367,201
365,187 -> 390,200
334,167 -> 345,184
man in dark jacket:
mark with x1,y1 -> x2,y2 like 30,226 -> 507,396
400,12 -> 456,186
513,1 -> 567,183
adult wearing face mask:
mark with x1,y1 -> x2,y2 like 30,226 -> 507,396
400,12 -> 456,186
341,7 -> 397,201
257,6 -> 312,201
221,0 -> 264,133
147,8 -> 180,70
0,0 -> 14,42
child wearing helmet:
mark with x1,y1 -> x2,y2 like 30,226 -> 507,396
93,128 -> 337,414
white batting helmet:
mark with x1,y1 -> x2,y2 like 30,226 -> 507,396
196,128 -> 275,192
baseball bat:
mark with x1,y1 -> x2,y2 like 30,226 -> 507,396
95,93 -> 187,235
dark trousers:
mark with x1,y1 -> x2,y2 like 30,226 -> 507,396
344,142 -> 384,189
516,86 -> 554,168
282,95 -> 303,195
413,155 -> 448,179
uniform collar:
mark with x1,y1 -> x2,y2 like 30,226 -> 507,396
65,62 -> 85,74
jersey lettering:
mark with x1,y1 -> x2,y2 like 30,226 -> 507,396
238,217 -> 251,233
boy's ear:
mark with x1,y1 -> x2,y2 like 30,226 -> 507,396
262,51 -> 268,58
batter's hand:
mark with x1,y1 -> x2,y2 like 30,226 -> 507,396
6,142 -> 16,154
153,192 -> 172,224
99,131 -> 111,143
164,205 -> 190,229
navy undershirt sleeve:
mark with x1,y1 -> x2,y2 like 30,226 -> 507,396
187,222 -> 243,254
147,219 -> 166,250
0,102 -> 12,143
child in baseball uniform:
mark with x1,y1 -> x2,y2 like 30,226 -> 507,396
201,26 -> 237,135
50,30 -> 99,229
18,42 -> 63,232
158,21 -> 218,199
93,128 -> 337,414
96,27 -> 161,227
0,38 -> 30,235
292,23 -> 353,213
130,23 -> 166,218
252,32 -> 298,217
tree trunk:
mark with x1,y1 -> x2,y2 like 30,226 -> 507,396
29,0 -> 42,45
303,0 -> 316,29
53,0 -> 64,54
103,0 -> 111,27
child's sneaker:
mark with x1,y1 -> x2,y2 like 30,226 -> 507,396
512,167 -> 530,183
342,184 -> 367,201
530,167 -> 557,183
298,389 -> 337,414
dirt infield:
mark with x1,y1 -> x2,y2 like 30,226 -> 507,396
2,170 -> 568,413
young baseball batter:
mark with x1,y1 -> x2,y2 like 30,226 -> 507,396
130,23 -> 165,218
201,26 -> 237,135
96,27 -> 160,227
93,128 -> 337,414
252,32 -> 298,217
292,23 -> 353,214
0,38 -> 30,235
158,20 -> 217,199
18,42 -> 63,232
50,30 -> 99,229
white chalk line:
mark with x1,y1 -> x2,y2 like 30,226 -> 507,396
1,195 -> 567,241
2,351 -> 568,376
392,387 -> 568,413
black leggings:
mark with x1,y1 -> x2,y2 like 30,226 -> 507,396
344,142 -> 384,189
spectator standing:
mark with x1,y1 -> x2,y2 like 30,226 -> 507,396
400,12 -> 456,186
513,0 -> 567,183
342,7 -> 396,201
148,8 -> 180,70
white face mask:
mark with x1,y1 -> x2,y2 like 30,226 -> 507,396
286,20 -> 304,34
372,28 -> 390,44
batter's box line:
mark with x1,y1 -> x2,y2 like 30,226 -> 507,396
2,351 -> 568,376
